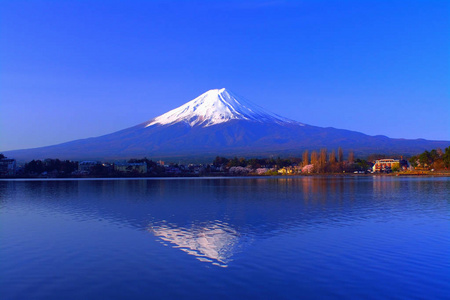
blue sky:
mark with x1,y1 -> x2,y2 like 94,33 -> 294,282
1,0 -> 449,151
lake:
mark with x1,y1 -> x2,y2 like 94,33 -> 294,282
0,177 -> 448,299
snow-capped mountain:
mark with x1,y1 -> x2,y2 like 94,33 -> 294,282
3,88 -> 449,161
145,88 -> 299,127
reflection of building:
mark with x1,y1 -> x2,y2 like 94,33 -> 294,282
114,162 -> 147,173
149,221 -> 238,267
372,159 -> 400,172
0,158 -> 16,175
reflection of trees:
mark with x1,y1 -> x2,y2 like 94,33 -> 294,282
149,221 -> 238,267
300,177 -> 353,205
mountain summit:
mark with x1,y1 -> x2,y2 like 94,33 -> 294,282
146,88 -> 297,127
3,89 -> 449,161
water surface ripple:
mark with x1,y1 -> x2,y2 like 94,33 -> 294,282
0,177 -> 448,299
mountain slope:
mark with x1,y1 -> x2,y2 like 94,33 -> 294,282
145,88 -> 299,127
3,88 -> 449,161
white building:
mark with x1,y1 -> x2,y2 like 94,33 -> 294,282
372,159 -> 400,172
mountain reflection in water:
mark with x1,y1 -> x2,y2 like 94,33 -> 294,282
1,177 -> 448,299
149,220 -> 238,267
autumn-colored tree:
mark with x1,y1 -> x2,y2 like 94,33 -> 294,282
338,147 -> 344,163
409,147 -> 450,170
311,151 -> 318,172
302,150 -> 309,167
328,149 -> 340,172
348,151 -> 354,163
329,150 -> 336,164
319,148 -> 327,172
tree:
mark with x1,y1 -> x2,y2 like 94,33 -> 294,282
248,158 -> 264,169
61,160 -> 78,174
338,147 -> 344,163
443,147 -> 450,168
227,157 -> 240,167
276,156 -> 283,167
418,151 -> 431,167
213,156 -> 229,167
391,162 -> 400,172
355,158 -> 370,171
319,149 -> 327,172
0,153 -> 5,159
239,157 -> 247,167
311,151 -> 318,172
408,148 -> 450,170
329,150 -> 336,164
24,160 -> 44,175
302,150 -> 309,167
348,151 -> 354,163
408,155 -> 418,168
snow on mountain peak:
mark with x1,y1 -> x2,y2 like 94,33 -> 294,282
146,88 -> 299,127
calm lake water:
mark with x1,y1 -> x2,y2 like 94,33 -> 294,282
0,177 -> 448,299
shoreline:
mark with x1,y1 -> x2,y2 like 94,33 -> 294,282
1,172 -> 449,180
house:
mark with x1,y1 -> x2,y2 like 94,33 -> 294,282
114,162 -> 147,174
372,159 -> 400,172
78,161 -> 99,173
277,167 -> 294,175
0,158 -> 16,175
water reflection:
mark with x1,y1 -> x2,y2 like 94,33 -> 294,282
149,220 -> 238,267
1,177 -> 448,269
1,177 -> 449,299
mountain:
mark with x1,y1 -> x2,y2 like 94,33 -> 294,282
146,88 -> 297,127
4,88 -> 449,162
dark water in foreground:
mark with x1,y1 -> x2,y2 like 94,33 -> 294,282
0,177 -> 448,299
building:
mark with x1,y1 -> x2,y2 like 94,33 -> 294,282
277,167 -> 295,175
78,161 -> 98,173
114,162 -> 147,174
0,158 -> 16,176
372,159 -> 400,172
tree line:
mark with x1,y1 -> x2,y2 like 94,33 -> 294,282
2,145 -> 449,177
23,159 -> 78,175
300,147 -> 357,173
214,147 -> 371,173
408,147 -> 450,170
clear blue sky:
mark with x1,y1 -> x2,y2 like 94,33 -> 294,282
1,0 -> 449,151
